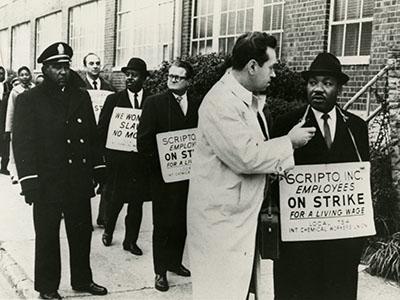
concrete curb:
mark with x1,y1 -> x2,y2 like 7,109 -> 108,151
0,245 -> 36,299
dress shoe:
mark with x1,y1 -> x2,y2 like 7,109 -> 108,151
72,282 -> 108,295
39,291 -> 62,299
123,242 -> 143,256
0,169 -> 10,175
168,265 -> 191,277
155,274 -> 169,292
101,233 -> 112,246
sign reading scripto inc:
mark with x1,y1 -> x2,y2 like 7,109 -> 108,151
106,107 -> 141,152
279,162 -> 375,241
156,128 -> 198,183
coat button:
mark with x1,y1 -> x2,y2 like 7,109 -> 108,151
77,118 -> 82,123
68,159 -> 73,164
67,139 -> 71,144
82,158 -> 86,164
80,139 -> 84,143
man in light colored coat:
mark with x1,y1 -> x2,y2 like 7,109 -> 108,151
187,32 -> 316,300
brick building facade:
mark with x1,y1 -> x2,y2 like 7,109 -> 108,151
0,0 -> 399,110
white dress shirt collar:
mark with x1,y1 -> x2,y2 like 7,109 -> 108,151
127,88 -> 143,109
87,75 -> 101,90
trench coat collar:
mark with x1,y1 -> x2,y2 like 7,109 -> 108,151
220,69 -> 254,108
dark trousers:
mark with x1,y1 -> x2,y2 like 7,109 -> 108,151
273,238 -> 365,300
96,185 -> 107,224
152,179 -> 188,275
104,195 -> 143,245
0,139 -> 9,171
33,199 -> 93,293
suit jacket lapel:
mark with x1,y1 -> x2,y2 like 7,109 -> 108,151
306,108 -> 329,151
117,90 -> 133,108
168,91 -> 185,119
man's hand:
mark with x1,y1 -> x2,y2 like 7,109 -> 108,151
24,189 -> 40,206
288,119 -> 316,149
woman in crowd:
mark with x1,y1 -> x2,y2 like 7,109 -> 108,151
5,66 -> 35,184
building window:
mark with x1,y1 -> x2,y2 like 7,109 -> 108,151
11,22 -> 30,70
69,0 -> 105,69
329,0 -> 373,65
116,0 -> 175,69
35,12 -> 62,69
0,28 -> 10,68
190,0 -> 284,57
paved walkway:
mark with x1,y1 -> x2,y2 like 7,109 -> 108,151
0,174 -> 399,299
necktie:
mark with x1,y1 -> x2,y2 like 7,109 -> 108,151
257,112 -> 268,140
93,80 -> 98,90
176,96 -> 185,115
134,92 -> 140,109
322,113 -> 332,149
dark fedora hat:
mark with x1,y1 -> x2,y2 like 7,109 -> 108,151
121,57 -> 149,77
301,52 -> 349,85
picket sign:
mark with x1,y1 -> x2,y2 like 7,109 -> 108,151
156,128 -> 198,183
279,162 -> 375,241
105,107 -> 141,152
87,90 -> 113,123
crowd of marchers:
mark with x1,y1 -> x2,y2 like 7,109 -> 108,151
0,31 -> 372,300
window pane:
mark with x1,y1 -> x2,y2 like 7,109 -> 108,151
264,0 -> 272,4
333,0 -> 345,21
229,0 -> 237,10
200,17 -> 206,38
347,0 -> 361,20
207,16 -> 213,37
262,5 -> 272,31
360,22 -> 372,55
199,40 -> 205,54
228,11 -> 236,34
362,0 -> 374,17
221,0 -> 228,12
219,37 -> 226,54
330,24 -> 344,56
208,0 -> 214,13
192,41 -> 198,56
227,37 -> 235,54
238,0 -> 246,9
206,39 -> 213,53
245,8 -> 253,31
220,13 -> 227,35
247,0 -> 254,6
193,17 -> 199,38
272,4 -> 282,30
344,23 -> 359,56
200,0 -> 207,15
236,10 -> 245,34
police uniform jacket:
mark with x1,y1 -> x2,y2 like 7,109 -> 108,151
98,89 -> 151,202
12,76 -> 105,202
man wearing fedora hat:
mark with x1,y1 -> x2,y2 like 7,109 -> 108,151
272,52 -> 371,300
97,57 -> 151,256
12,42 -> 108,299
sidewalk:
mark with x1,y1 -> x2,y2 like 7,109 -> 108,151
0,174 -> 399,299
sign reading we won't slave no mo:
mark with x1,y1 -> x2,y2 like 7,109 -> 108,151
279,162 -> 375,241
106,107 -> 141,152
156,128 -> 197,183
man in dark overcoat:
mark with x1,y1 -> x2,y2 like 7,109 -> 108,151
272,53 -> 371,300
137,60 -> 200,292
82,52 -> 115,228
0,65 -> 11,175
12,42 -> 107,299
97,57 -> 151,256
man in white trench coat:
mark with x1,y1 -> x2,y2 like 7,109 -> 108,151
187,32 -> 316,300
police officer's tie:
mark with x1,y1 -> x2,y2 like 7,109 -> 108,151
322,113 -> 332,149
134,92 -> 140,109
93,80 -> 98,90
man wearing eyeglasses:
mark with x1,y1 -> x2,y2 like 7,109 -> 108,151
98,57 -> 151,256
137,60 -> 200,292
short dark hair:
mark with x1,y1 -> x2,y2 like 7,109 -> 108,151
171,60 -> 194,79
17,66 -> 31,75
231,32 -> 277,70
83,53 -> 100,66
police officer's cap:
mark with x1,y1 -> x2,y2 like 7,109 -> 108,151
37,42 -> 73,64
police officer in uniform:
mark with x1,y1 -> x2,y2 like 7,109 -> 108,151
12,42 -> 108,299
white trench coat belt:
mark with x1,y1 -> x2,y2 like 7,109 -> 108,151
187,71 -> 295,300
